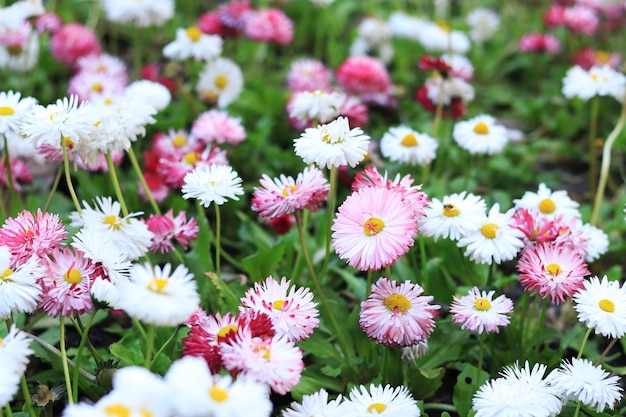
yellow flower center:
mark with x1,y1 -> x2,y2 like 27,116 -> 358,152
538,198 -> 556,214
282,185 -> 298,197
473,298 -> 491,311
481,223 -> 499,239
147,278 -> 169,293
0,106 -> 15,116
63,268 -> 82,284
214,75 -> 228,90
172,135 -> 187,147
254,343 -> 271,360
1,268 -> 14,282
63,136 -> 75,149
216,324 -> 238,338
186,27 -> 203,42
209,385 -> 229,403
546,263 -> 562,276
435,20 -> 451,33
139,409 -> 152,417
104,98 -> 113,105
595,51 -> 611,63
91,82 -> 103,93
443,204 -> 460,217
590,72 -> 598,81
183,151 -> 199,165
363,217 -> 385,236
383,293 -> 411,312
273,299 -> 285,310
473,121 -> 489,135
599,299 -> 615,313
400,133 -> 419,147
103,215 -> 123,231
104,404 -> 131,417
367,403 -> 388,413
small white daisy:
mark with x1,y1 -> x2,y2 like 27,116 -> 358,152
573,275 -> 626,339
0,325 -> 33,408
0,90 -> 37,140
283,389 -> 346,417
166,356 -> 272,417
182,164 -> 244,207
380,125 -> 438,166
163,27 -> 223,61
419,191 -> 487,241
117,263 -> 200,327
466,8 -> 500,43
294,116 -> 370,169
457,203 -> 525,265
71,228 -> 132,284
549,358 -> 622,413
0,246 -> 43,320
418,21 -> 470,55
101,0 -> 174,27
514,182 -> 581,219
0,31 -> 39,72
562,65 -> 626,101
289,90 -> 342,125
196,57 -> 244,108
342,384 -> 420,417
124,80 -> 171,112
453,114 -> 509,155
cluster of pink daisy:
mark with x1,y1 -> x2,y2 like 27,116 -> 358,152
145,210 -> 199,254
67,53 -> 128,102
183,276 -> 317,394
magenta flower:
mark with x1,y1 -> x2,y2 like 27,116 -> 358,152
146,210 -> 199,253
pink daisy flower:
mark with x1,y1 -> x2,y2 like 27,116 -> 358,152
0,209 -> 67,265
544,5 -> 566,27
157,145 -> 228,189
76,53 -> 128,80
220,331 -> 304,395
191,110 -> 246,146
512,208 -> 560,250
287,58 -> 333,93
359,277 -> 439,347
240,275 -> 319,342
450,287 -> 514,334
0,157 -> 32,192
573,47 -> 621,71
50,23 -> 101,68
251,166 -> 330,220
244,8 -> 294,45
518,33 -> 560,54
517,243 -> 590,304
145,210 -> 199,254
217,0 -> 252,34
332,186 -> 417,271
0,20 -> 32,49
67,70 -> 127,102
38,247 -> 96,317
339,94 -> 369,128
35,12 -> 63,34
336,56 -> 393,105
564,5 -> 599,35
151,129 -> 204,157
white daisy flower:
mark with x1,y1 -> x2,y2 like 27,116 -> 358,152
466,8 -> 500,43
387,11 -> 428,41
163,27 -> 223,61
473,362 -> 562,417
441,53 -> 474,81
117,263 -> 199,327
0,246 -> 43,320
196,57 -> 244,108
90,278 -> 121,308
425,76 -> 475,105
182,164 -> 244,207
71,228 -> 131,284
124,80 -> 171,112
289,90 -> 342,124
418,21 -> 471,55
342,384 -> 420,417
573,275 -> 626,339
380,125 -> 438,166
453,114 -> 509,155
71,196 -> 154,261
419,191 -> 487,241
101,0 -> 174,27
20,95 -> 97,149
456,203 -> 525,265
0,90 -> 37,140
514,182 -> 580,219
549,358 -> 622,413
166,356 -> 272,417
0,325 -> 33,408
0,30 -> 39,72
562,65 -> 626,101
294,116 -> 370,169
283,389 -> 346,417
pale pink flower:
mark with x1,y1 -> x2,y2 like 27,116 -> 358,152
0,20 -> 32,49
145,210 -> 199,253
450,287 -> 513,334
220,330 -> 303,395
564,5 -> 599,35
157,145 -> 228,189
244,8 -> 294,45
67,70 -> 126,102
151,129 -> 203,157
0,157 -> 32,192
339,94 -> 368,127
332,186 -> 417,271
75,53 -> 128,80
35,13 -> 63,34
39,247 -> 96,317
217,0 -> 252,33
517,242 -> 590,304
359,277 -> 439,347
287,58 -> 333,92
518,33 -> 560,54
251,166 -> 330,220
240,276 -> 319,342
50,23 -> 101,67
336,56 -> 393,105
191,110 -> 246,146
0,209 -> 67,265
544,5 -> 566,27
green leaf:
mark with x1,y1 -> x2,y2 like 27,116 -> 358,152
109,339 -> 143,367
299,333 -> 341,360
408,367 -> 445,400
241,241 -> 285,281
453,363 -> 490,417
320,364 -> 343,378
290,373 -> 345,402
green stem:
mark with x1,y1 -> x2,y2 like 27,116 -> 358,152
144,324 -> 156,369
590,95 -> 626,226
106,152 -> 129,217
366,269 -> 374,298
20,374 -> 36,417
595,338 -> 618,366
214,204 -> 221,277
61,139 -> 81,214
71,316 -> 104,365
71,310 -> 98,402
59,317 -> 74,405
423,403 -> 457,412
295,210 -> 317,283
320,166 -> 338,278
577,327 -> 593,359
150,327 -> 181,371
132,28 -> 142,80
86,0 -> 101,31
44,165 -> 63,213
573,402 -> 583,417
290,209 -> 309,278
4,403 -> 12,417
475,334 -> 485,393
2,134 -> 16,206
127,146 -> 161,215
588,96 -> 600,197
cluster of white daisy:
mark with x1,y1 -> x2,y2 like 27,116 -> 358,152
0,0 -> 44,72
562,64 -> 626,102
